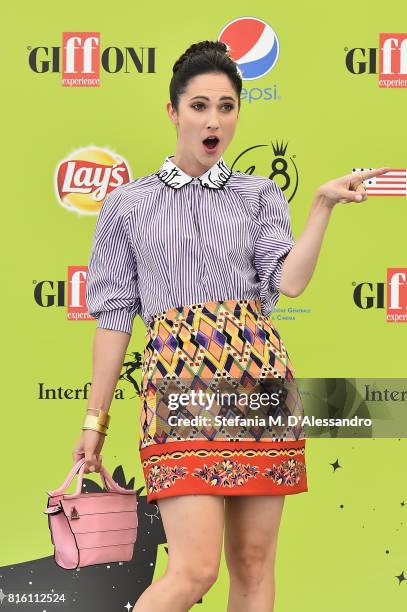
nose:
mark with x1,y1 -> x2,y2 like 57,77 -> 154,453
206,108 -> 220,130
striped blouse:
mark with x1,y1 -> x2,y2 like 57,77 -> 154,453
85,155 -> 295,335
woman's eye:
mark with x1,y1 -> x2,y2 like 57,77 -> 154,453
191,103 -> 234,111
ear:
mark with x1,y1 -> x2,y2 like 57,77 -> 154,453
166,101 -> 178,126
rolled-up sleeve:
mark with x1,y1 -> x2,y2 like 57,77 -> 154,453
253,179 -> 295,314
85,188 -> 140,335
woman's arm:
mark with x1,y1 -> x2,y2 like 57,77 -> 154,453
72,327 -> 132,473
279,167 -> 391,297
87,328 -> 132,412
279,193 -> 332,297
77,186 -> 140,472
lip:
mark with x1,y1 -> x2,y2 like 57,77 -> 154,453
202,136 -> 220,155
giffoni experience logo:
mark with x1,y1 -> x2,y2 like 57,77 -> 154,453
27,31 -> 157,86
353,268 -> 407,323
344,32 -> 407,87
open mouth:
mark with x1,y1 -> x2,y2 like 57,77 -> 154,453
202,136 -> 219,152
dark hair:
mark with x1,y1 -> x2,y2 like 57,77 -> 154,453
169,40 -> 242,112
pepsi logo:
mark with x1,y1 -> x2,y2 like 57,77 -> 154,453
218,17 -> 280,80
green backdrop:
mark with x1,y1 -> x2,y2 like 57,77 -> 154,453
2,1 -> 406,610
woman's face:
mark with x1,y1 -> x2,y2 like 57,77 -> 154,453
167,71 -> 240,174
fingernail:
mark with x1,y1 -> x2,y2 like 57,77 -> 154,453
89,466 -> 95,472
355,195 -> 362,201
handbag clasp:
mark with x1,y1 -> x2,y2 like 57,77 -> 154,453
70,506 -> 80,520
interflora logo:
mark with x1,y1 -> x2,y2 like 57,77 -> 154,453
345,32 -> 407,87
55,146 -> 131,215
218,17 -> 281,103
353,269 -> 407,322
27,32 -> 156,85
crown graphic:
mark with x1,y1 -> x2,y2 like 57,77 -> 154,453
272,140 -> 288,156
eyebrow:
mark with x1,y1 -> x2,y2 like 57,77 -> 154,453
189,95 -> 237,102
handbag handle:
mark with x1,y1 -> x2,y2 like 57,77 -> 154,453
47,458 -> 136,499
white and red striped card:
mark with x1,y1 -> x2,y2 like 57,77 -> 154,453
352,168 -> 407,196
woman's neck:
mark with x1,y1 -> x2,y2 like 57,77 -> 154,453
171,152 -> 216,178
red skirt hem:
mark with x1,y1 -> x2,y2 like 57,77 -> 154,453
140,439 -> 308,506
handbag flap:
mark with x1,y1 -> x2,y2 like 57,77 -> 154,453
60,493 -> 138,535
60,492 -> 137,516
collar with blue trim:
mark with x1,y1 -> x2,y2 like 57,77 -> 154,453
156,155 -> 232,189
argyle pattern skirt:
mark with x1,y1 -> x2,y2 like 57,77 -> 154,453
139,299 -> 308,505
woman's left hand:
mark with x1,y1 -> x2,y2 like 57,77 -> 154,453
316,167 -> 392,208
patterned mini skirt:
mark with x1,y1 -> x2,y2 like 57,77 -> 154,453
139,299 -> 308,505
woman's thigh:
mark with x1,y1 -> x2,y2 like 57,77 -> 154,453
157,494 -> 225,576
224,495 -> 285,570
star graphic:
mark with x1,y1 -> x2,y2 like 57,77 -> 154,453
0,588 -> 6,604
395,571 -> 406,585
124,602 -> 133,611
330,458 -> 342,472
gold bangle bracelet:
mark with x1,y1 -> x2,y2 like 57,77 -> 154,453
97,410 -> 110,427
83,414 -> 108,429
84,409 -> 111,428
82,425 -> 108,436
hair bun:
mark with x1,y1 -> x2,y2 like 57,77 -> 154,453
169,39 -> 242,111
172,40 -> 230,74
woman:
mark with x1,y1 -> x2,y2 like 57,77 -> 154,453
73,41 -> 389,611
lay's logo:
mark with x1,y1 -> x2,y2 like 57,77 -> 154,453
55,146 -> 132,215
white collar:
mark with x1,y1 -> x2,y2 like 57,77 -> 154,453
156,155 -> 232,189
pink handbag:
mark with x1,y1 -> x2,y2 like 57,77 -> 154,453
43,458 -> 138,569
